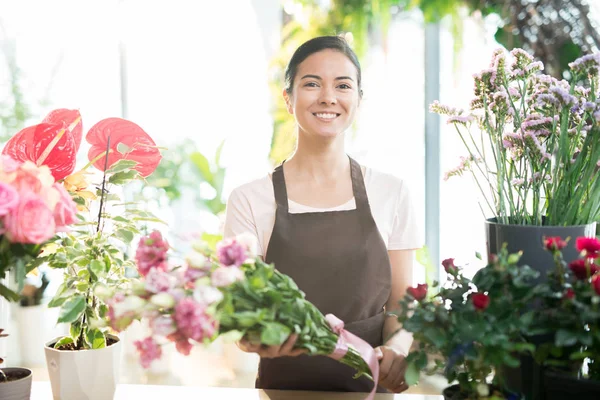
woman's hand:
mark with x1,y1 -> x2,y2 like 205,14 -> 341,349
375,345 -> 409,393
237,333 -> 307,358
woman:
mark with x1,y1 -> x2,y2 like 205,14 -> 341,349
223,36 -> 422,394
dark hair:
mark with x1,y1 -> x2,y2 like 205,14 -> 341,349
284,36 -> 362,96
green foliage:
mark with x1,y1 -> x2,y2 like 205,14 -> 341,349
44,161 -> 162,350
397,246 -> 539,396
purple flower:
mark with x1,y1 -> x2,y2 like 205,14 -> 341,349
569,54 -> 600,76
583,102 -> 596,112
446,115 -> 474,125
550,86 -> 577,107
135,231 -> 170,276
134,337 -> 162,369
216,238 -> 247,266
594,110 -> 600,123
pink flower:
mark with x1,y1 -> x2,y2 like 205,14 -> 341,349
175,337 -> 193,356
216,238 -> 247,266
150,315 -> 177,337
564,288 -> 575,300
442,258 -> 457,274
174,298 -> 217,342
0,182 -> 20,216
134,337 -> 162,369
576,237 -> 600,259
183,267 -> 206,286
592,274 -> 600,296
211,266 -> 244,287
52,183 -> 78,230
0,155 -> 21,174
135,230 -> 170,276
144,268 -> 173,293
407,284 -> 428,301
4,192 -> 56,244
545,236 -> 567,252
12,161 -> 54,195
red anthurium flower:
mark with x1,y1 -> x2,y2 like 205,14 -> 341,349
2,122 -> 77,181
545,236 -> 567,252
569,259 -> 600,280
472,293 -> 490,310
86,118 -> 161,177
407,283 -> 428,301
576,237 -> 600,258
442,258 -> 457,274
42,109 -> 83,151
592,274 -> 600,296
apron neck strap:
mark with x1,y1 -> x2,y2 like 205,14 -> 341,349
271,156 -> 370,212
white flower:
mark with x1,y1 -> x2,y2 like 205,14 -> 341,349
476,383 -> 490,397
150,315 -> 177,336
236,233 -> 259,259
211,266 -> 244,287
186,251 -> 211,270
93,284 -> 113,300
194,285 -> 224,306
112,296 -> 146,318
150,292 -> 176,308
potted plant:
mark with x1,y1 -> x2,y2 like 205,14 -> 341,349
396,250 -> 539,399
0,328 -> 32,400
529,236 -> 600,399
1,108 -> 162,400
430,50 -> 600,277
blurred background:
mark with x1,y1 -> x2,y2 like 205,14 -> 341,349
0,0 -> 599,393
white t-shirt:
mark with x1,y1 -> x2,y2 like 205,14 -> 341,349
223,167 -> 423,257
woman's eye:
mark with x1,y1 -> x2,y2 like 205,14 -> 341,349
338,84 -> 351,89
304,82 -> 318,87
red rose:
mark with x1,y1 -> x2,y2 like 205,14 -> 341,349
575,237 -> 600,259
472,293 -> 490,310
564,288 -> 575,300
569,259 -> 600,280
407,283 -> 428,301
442,258 -> 457,274
592,275 -> 600,296
545,236 -> 567,251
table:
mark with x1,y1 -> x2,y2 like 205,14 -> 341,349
31,382 -> 444,399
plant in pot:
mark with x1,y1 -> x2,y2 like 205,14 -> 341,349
430,49 -> 600,398
528,236 -> 600,399
0,328 -> 33,400
2,109 -> 162,400
396,250 -> 539,399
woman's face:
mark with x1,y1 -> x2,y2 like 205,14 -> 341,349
284,49 -> 360,140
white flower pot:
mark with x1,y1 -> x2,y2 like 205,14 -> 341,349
0,367 -> 32,400
44,334 -> 121,400
16,305 -> 66,366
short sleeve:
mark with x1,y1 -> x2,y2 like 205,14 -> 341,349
387,181 -> 423,250
223,188 -> 262,254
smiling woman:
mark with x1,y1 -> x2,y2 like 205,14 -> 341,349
224,36 -> 422,395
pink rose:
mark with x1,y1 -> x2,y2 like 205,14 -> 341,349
144,269 -> 173,293
0,182 -> 20,216
135,231 -> 170,276
12,161 -> 54,195
211,266 -> 244,287
150,315 -> 177,337
52,183 -> 78,230
0,155 -> 21,183
134,337 -> 162,369
4,193 -> 56,244
174,298 -> 217,342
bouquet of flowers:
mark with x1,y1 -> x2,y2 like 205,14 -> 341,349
431,49 -> 600,225
396,250 -> 540,399
102,231 -> 378,382
0,155 -> 77,301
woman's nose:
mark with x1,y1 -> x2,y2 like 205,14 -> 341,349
318,87 -> 337,105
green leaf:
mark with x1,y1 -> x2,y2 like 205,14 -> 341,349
405,360 -> 420,385
86,329 -> 106,349
423,328 -> 446,348
57,296 -> 87,324
115,229 -> 134,244
215,140 -> 226,166
89,260 -> 105,278
555,329 -> 578,347
54,336 -> 74,348
0,283 -> 20,302
48,291 -> 74,308
106,159 -> 138,174
201,232 -> 223,251
260,322 -> 291,346
108,170 -> 139,185
190,151 -> 214,185
70,322 -> 82,340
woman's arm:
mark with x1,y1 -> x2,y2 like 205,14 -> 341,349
375,249 -> 416,393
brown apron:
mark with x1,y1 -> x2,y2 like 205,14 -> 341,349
258,157 -> 392,393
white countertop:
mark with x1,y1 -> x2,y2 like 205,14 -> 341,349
31,382 -> 444,399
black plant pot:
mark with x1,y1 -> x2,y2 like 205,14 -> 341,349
542,369 -> 600,400
442,384 -> 518,400
485,218 -> 596,284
